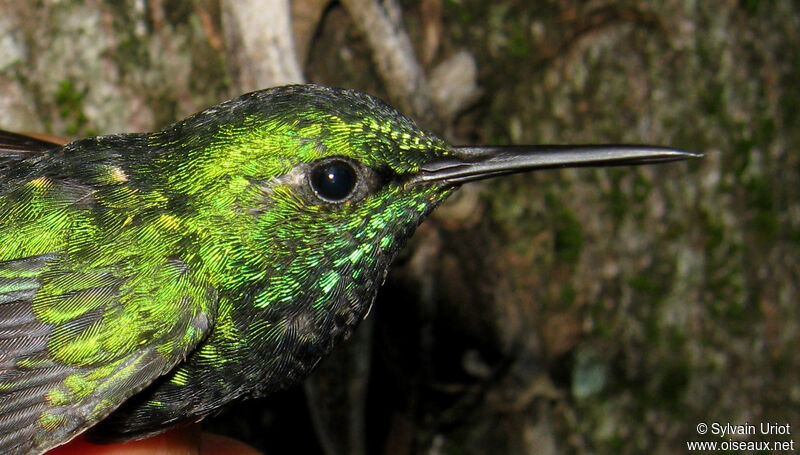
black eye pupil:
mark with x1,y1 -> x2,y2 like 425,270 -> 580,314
310,159 -> 357,201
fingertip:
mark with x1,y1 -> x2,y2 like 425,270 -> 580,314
47,426 -> 201,455
200,433 -> 262,455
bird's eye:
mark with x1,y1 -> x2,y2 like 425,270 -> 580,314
310,159 -> 358,202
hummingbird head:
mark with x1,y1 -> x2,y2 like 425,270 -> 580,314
145,85 -> 466,357
146,84 -> 697,362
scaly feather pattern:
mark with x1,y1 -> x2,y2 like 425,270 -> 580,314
0,85 -> 453,451
0,133 -> 218,454
92,85 -> 455,438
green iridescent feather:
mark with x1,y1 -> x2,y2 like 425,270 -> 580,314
0,85 -> 453,454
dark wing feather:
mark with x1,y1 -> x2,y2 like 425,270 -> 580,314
0,133 -> 219,455
0,131 -> 64,156
0,254 -> 216,455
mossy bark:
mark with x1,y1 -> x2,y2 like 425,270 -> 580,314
1,1 -> 797,454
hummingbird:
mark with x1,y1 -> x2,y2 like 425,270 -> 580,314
0,84 -> 699,454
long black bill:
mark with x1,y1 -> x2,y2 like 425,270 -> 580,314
410,145 -> 702,185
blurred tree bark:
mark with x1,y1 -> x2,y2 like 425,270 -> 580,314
221,0 -> 304,90
0,1 -> 797,454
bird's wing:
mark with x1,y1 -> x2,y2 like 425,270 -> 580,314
0,131 -> 218,455
0,254 -> 216,455
0,130 -> 65,155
